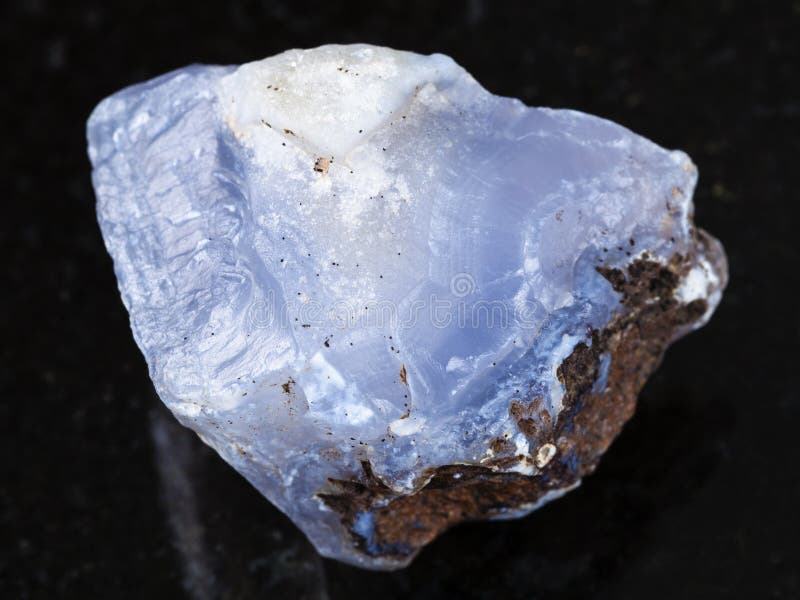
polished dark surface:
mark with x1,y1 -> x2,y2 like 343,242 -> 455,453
2,1 -> 798,598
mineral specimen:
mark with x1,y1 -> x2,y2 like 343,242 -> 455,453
87,44 -> 727,569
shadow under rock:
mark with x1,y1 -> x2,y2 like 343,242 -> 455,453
149,402 -> 328,600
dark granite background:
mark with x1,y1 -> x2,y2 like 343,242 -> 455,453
2,1 -> 798,598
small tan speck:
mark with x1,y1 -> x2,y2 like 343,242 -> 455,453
313,157 -> 330,174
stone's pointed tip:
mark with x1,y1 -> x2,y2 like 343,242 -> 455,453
88,44 -> 726,569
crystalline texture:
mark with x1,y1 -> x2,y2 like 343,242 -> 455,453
88,45 -> 727,569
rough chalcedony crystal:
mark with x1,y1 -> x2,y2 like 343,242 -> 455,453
88,45 -> 727,569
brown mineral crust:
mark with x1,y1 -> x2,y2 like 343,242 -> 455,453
318,251 -> 709,562
553,253 -> 707,469
488,436 -> 515,454
508,396 -> 551,437
318,460 -> 575,558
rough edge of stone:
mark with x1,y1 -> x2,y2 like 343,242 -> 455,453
318,230 -> 717,568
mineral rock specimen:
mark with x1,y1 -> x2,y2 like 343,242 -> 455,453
88,45 -> 727,569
